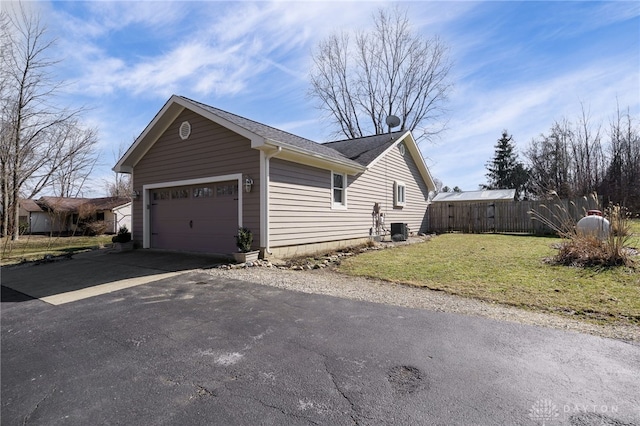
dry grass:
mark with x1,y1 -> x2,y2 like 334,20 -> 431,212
339,231 -> 639,325
1,234 -> 112,265
530,194 -> 635,267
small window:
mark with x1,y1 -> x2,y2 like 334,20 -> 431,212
193,187 -> 213,198
171,188 -> 190,199
96,212 -> 105,221
216,184 -> 238,197
153,190 -> 170,200
394,181 -> 406,207
332,172 -> 347,208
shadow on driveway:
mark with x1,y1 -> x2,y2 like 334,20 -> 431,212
1,249 -> 225,304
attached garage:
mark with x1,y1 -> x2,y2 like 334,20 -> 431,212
143,176 -> 243,254
114,95 -> 436,258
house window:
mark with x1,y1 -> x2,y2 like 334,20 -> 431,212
153,191 -> 170,200
193,187 -> 213,198
171,188 -> 190,199
332,172 -> 347,208
394,181 -> 406,207
96,212 -> 105,221
216,184 -> 238,197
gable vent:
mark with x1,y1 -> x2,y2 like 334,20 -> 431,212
179,121 -> 191,140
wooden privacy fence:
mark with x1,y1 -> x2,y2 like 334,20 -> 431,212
426,196 -> 602,234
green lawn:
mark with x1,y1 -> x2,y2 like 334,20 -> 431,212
1,235 -> 113,265
339,222 -> 640,325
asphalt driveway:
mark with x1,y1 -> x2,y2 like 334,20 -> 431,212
1,249 -> 223,304
2,252 -> 639,425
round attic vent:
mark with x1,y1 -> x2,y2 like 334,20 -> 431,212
179,121 -> 191,140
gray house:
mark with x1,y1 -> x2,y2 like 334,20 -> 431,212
114,95 -> 436,258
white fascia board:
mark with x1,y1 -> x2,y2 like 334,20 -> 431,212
114,95 -> 267,173
366,130 -> 436,192
180,98 -> 266,148
261,141 -> 365,175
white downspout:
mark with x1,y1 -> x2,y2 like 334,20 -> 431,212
261,146 -> 281,256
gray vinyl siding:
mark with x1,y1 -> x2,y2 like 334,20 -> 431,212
269,146 -> 430,247
132,109 -> 261,246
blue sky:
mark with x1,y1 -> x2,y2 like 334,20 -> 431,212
28,1 -> 640,195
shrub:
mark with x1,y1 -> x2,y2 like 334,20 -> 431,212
83,221 -> 108,236
235,227 -> 253,252
111,226 -> 132,243
530,194 -> 635,268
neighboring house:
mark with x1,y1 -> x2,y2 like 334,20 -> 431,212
19,197 -> 131,234
18,199 -> 49,233
114,95 -> 436,258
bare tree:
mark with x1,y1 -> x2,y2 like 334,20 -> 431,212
309,6 -> 452,141
525,103 -> 636,207
49,122 -> 99,197
0,2 -> 97,239
600,104 -> 640,212
571,105 -> 605,197
526,119 -> 573,199
105,140 -> 133,198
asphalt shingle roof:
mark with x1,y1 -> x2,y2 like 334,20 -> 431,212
179,96 -> 357,165
19,199 -> 43,212
431,189 -> 516,203
37,196 -> 130,212
180,96 -> 368,168
322,132 -> 406,166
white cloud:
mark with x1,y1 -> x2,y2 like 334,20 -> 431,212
426,47 -> 639,190
37,1 -> 639,195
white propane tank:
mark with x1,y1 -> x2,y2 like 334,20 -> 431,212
576,214 -> 610,239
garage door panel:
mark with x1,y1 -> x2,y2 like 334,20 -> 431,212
150,182 -> 239,254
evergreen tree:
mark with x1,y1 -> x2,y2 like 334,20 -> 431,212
483,131 -> 529,199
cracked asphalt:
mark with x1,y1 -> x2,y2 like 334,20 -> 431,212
2,268 -> 640,425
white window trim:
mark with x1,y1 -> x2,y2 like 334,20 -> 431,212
331,171 -> 347,210
394,180 -> 406,207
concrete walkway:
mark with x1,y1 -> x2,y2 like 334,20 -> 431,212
1,249 -> 223,305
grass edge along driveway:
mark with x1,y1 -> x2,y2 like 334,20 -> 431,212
339,233 -> 640,326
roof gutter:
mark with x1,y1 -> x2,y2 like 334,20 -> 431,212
263,140 -> 365,175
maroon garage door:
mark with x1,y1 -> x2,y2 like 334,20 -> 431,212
150,182 -> 239,254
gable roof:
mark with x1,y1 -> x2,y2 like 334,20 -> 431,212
325,131 -> 436,191
431,189 -> 516,203
323,132 -> 405,166
113,95 -> 435,191
182,97 -> 354,166
114,95 -> 364,175
37,196 -> 131,213
19,198 -> 43,213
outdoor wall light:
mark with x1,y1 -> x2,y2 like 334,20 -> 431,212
132,190 -> 140,199
244,177 -> 253,193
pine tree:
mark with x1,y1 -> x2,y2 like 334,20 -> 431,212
483,131 -> 529,199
